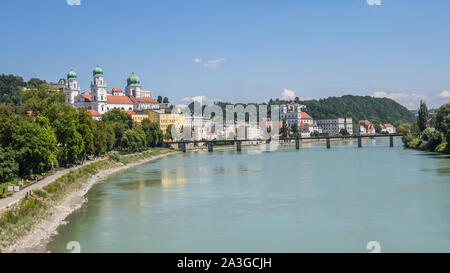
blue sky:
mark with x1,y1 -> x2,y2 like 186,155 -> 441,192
0,0 -> 449,109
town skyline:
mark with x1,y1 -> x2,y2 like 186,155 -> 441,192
1,0 -> 449,109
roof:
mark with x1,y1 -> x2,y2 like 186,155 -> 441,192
384,124 -> 393,127
300,112 -> 312,119
107,95 -> 133,104
87,110 -> 101,116
112,88 -> 123,93
299,122 -> 310,127
133,96 -> 157,103
123,110 -> 136,115
81,94 -> 92,102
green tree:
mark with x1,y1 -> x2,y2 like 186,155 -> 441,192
291,123 -> 299,137
105,122 -> 116,151
93,121 -> 107,156
280,118 -> 289,138
163,97 -> 169,104
0,147 -> 19,183
340,129 -> 350,136
52,105 -> 83,166
142,119 -> 164,147
165,124 -> 173,141
417,100 -> 429,132
101,108 -> 130,128
433,103 -> 450,132
157,96 -> 163,103
121,129 -> 146,152
11,116 -> 58,176
77,108 -> 95,159
0,74 -> 25,106
0,103 -> 17,147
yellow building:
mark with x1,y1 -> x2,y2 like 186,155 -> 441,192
147,110 -> 185,133
130,113 -> 149,123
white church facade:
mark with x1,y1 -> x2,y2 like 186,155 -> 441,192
64,66 -> 159,119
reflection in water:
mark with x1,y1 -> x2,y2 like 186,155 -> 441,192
47,138 -> 450,253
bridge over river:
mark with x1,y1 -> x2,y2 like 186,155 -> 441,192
166,134 -> 403,152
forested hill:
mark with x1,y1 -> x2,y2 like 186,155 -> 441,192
272,95 -> 415,124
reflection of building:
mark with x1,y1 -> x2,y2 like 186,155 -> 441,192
65,67 -> 159,117
316,118 -> 353,135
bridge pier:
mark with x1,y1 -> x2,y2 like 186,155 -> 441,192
208,142 -> 213,152
326,137 -> 331,149
296,138 -> 300,150
390,135 -> 394,147
358,136 -> 362,148
179,143 -> 186,153
236,141 -> 242,152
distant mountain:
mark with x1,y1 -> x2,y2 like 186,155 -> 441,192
295,95 -> 416,124
192,95 -> 416,124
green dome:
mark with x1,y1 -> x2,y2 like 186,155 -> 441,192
67,69 -> 77,79
127,72 -> 140,86
93,66 -> 103,76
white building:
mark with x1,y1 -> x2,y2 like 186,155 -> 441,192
316,118 -> 353,135
381,124 -> 396,134
66,66 -> 158,116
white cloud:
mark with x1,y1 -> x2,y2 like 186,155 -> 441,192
437,90 -> 450,98
194,58 -> 202,64
366,0 -> 381,6
66,0 -> 81,6
203,58 -> 226,69
372,91 -> 429,109
181,95 -> 223,105
281,89 -> 296,101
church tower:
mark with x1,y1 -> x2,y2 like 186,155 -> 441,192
125,72 -> 141,98
91,66 -> 107,114
64,69 -> 81,104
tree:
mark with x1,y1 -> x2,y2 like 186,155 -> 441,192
433,103 -> 450,132
165,124 -> 173,141
77,108 -> 95,159
101,108 -> 130,129
120,129 -> 146,152
11,116 -> 58,176
0,74 -> 24,106
142,119 -> 164,147
374,124 -> 382,134
157,96 -> 163,103
93,121 -> 107,156
340,129 -> 350,136
0,147 -> 18,183
291,123 -> 299,137
104,122 -> 116,151
163,97 -> 169,104
52,105 -> 83,166
418,100 -> 429,132
281,118 -> 289,138
0,103 -> 17,147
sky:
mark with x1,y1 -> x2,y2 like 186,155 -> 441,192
0,0 -> 449,109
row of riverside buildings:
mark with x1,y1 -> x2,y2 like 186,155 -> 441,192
60,68 -> 393,140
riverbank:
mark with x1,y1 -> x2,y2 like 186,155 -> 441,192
0,148 -> 178,253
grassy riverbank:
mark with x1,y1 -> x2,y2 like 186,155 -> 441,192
0,148 -> 174,252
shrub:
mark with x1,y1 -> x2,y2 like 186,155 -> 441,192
33,189 -> 47,198
435,142 -> 447,153
421,128 -> 443,151
407,138 -> 420,149
108,151 -> 121,162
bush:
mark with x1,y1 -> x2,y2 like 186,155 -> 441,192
407,138 -> 420,149
435,142 -> 447,153
108,151 -> 121,162
421,128 -> 443,151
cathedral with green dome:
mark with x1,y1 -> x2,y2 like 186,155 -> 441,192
64,66 -> 158,118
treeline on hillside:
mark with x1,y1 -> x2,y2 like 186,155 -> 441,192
399,101 -> 450,154
0,74 -> 166,184
188,95 -> 415,125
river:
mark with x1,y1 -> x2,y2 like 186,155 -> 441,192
46,138 -> 450,253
